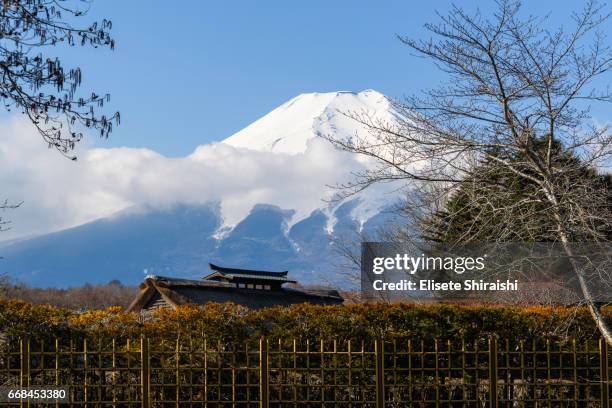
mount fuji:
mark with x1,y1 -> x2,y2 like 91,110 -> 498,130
224,89 -> 395,154
0,90 -> 403,288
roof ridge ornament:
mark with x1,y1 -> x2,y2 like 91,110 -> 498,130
207,263 -> 289,277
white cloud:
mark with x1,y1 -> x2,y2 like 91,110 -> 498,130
0,116 -> 388,241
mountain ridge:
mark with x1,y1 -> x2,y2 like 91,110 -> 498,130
223,89 -> 392,154
0,89 -> 403,288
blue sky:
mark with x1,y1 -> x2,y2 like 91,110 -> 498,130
44,0 -> 611,156
0,0 -> 610,243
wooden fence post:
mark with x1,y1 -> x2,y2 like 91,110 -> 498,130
489,337 -> 498,408
260,337 -> 269,408
375,338 -> 385,408
141,336 -> 150,408
20,337 -> 30,388
601,339 -> 609,408
20,337 -> 30,408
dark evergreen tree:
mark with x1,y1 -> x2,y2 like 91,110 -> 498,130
422,141 -> 612,244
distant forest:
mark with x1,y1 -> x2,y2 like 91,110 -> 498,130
1,278 -> 138,310
0,279 -> 357,310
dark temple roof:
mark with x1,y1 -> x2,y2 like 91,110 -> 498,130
208,263 -> 289,277
203,263 -> 296,284
126,275 -> 343,312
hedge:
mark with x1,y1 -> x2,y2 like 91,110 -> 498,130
0,300 -> 609,344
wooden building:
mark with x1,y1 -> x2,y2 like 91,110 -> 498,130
127,263 -> 343,312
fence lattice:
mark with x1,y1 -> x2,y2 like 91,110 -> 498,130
1,336 -> 610,407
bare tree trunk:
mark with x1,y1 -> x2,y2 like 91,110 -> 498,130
564,246 -> 612,345
326,0 -> 612,343
553,213 -> 612,345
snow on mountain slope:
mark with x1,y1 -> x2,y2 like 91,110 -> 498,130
0,89 -> 407,287
223,90 -> 394,154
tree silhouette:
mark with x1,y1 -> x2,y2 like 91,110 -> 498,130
327,0 -> 612,344
0,0 -> 119,158
423,143 -> 612,244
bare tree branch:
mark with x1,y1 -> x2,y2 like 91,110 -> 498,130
325,0 -> 612,344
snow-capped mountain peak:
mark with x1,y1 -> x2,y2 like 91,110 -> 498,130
223,89 -> 393,154
0,89 -> 404,288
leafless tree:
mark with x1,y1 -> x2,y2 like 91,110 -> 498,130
0,200 -> 20,294
4,279 -> 138,309
0,199 -> 20,231
326,1 -> 612,344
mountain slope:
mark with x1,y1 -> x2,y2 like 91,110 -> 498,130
0,89 -> 405,288
0,201 -> 402,287
223,90 -> 393,154
0,204 -> 221,287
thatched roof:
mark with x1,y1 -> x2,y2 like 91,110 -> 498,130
127,274 -> 343,312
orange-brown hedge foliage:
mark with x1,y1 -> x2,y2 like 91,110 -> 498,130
0,300 -> 609,343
